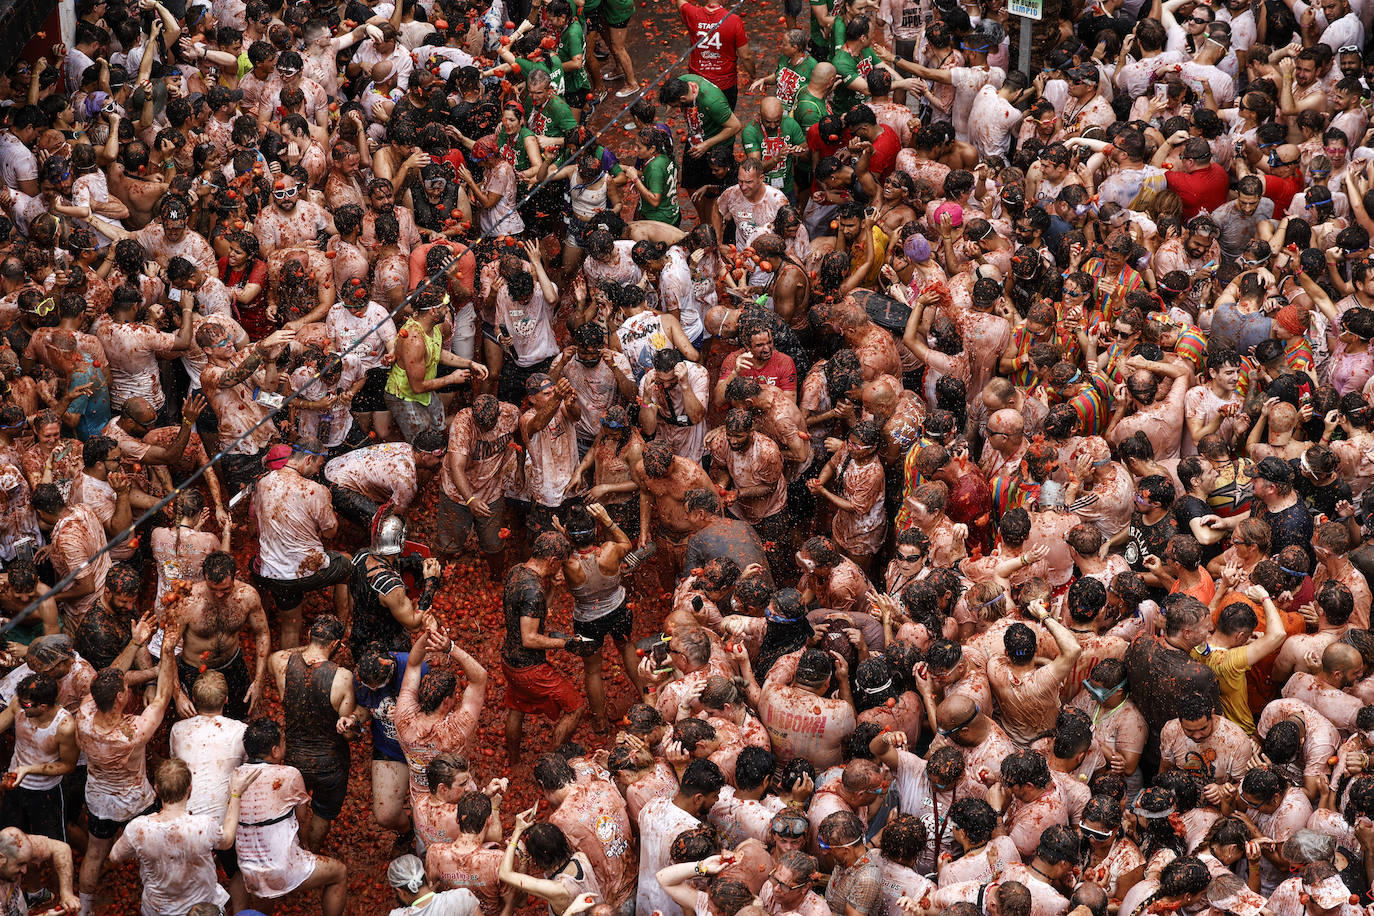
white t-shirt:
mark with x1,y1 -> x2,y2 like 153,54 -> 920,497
388,889 -> 481,916
949,66 -> 1005,142
0,132 -> 36,191
169,715 -> 247,821
966,84 -> 1022,159
111,813 -> 229,916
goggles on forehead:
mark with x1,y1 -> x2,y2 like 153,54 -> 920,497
938,704 -> 979,736
816,835 -> 861,852
771,819 -> 809,838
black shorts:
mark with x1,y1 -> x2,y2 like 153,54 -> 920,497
88,801 -> 158,840
592,2 -> 632,30
256,551 -> 353,613
177,650 -> 252,721
574,599 -> 632,646
295,762 -> 349,821
565,88 -> 592,111
214,844 -> 240,878
0,784 -> 65,842
895,37 -> 918,61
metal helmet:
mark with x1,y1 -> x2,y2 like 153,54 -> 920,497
373,515 -> 407,556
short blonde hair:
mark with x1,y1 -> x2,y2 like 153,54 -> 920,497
192,670 -> 228,712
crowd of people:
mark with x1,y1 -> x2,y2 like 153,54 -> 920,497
9,0 -> 1374,909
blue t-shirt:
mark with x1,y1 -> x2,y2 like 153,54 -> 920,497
67,355 -> 111,441
355,651 -> 426,762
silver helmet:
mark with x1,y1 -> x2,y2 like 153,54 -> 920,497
374,515 -> 407,556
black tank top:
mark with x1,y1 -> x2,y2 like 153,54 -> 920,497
284,653 -> 349,771
348,551 -> 408,656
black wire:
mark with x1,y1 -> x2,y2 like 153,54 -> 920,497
11,0 -> 759,629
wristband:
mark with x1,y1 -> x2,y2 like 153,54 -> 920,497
696,860 -> 711,876
464,495 -> 477,505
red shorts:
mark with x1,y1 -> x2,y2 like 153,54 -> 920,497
502,660 -> 581,720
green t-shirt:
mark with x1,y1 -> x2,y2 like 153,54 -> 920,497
831,45 -> 879,113
516,53 -> 566,96
773,54 -> 817,116
638,153 -> 681,224
742,117 -> 805,192
809,0 -> 835,53
558,21 -> 591,94
498,125 -> 536,175
602,0 -> 635,24
680,75 -> 735,146
793,89 -> 829,130
530,95 -> 578,138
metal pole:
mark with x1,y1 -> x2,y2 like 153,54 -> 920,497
1018,15 -> 1032,77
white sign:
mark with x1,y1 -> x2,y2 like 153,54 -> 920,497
1008,0 -> 1042,20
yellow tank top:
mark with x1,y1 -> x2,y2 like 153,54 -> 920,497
385,318 -> 441,406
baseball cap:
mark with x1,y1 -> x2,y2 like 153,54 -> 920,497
264,444 -> 293,470
1068,64 -> 1100,84
1253,456 -> 1294,485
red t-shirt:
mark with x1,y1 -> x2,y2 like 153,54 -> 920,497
681,3 -> 748,89
1263,172 -> 1305,216
408,241 -> 476,301
722,348 -> 797,392
806,123 -> 846,159
868,125 -> 901,179
1165,162 -> 1229,219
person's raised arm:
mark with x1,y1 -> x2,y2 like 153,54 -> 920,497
1242,586 -> 1291,665
1032,601 -> 1082,683
657,856 -> 728,911
436,627 -> 489,720
524,240 -> 558,304
215,767 -> 260,850
499,807 -> 573,910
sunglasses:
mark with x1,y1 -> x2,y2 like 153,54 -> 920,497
768,874 -> 810,891
1080,825 -> 1115,839
273,189 -> 298,199
1112,328 -> 1134,338
1190,15 -> 1210,22
895,551 -> 923,561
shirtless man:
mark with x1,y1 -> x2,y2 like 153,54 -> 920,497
266,615 -> 354,852
861,374 -> 925,463
106,141 -> 170,229
0,827 -> 80,914
232,718 -> 348,916
75,624 -> 178,916
170,551 -> 270,720
739,645 -> 856,770
633,439 -> 717,571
